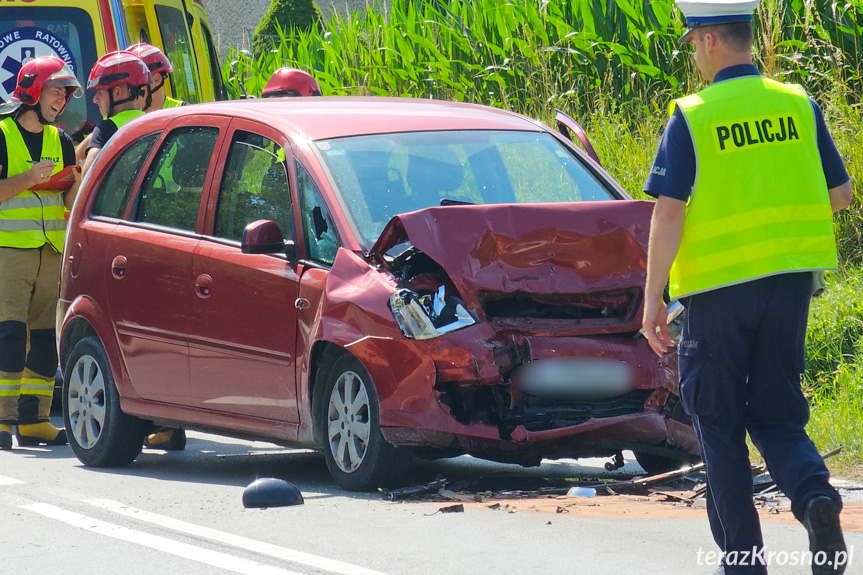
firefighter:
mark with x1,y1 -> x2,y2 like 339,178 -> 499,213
80,51 -> 150,177
642,1 -> 853,573
127,43 -> 186,112
0,56 -> 83,449
261,68 -> 322,98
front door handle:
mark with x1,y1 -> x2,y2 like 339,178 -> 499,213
195,274 -> 213,298
111,255 -> 127,279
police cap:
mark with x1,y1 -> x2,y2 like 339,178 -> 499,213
677,0 -> 760,42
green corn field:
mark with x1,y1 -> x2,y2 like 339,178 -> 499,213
224,0 -> 861,115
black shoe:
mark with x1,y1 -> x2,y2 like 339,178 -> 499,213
804,495 -> 847,575
15,429 -> 68,447
0,430 -> 12,450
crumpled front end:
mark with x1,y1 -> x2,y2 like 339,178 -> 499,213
343,201 -> 698,464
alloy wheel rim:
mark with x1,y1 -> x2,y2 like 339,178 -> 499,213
327,370 -> 371,474
67,354 -> 107,449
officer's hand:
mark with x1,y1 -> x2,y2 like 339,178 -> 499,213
642,297 -> 675,357
28,160 -> 56,187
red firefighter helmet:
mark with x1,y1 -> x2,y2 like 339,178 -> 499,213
262,68 -> 322,98
126,43 -> 174,76
87,51 -> 151,91
11,55 -> 83,108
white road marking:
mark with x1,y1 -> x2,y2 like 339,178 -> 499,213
86,498 -> 391,575
22,503 -> 305,575
0,474 -> 24,486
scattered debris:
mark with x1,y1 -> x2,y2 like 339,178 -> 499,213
242,478 -> 304,509
426,503 -> 465,516
381,478 -> 448,501
384,450 -> 845,515
566,486 -> 596,498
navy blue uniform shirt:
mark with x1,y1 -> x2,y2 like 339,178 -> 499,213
644,64 -> 850,200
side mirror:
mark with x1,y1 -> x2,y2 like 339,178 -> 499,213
241,220 -> 296,259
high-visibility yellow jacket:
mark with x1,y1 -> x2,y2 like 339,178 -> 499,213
163,97 -> 184,109
108,109 -> 145,131
0,118 -> 66,251
668,76 -> 837,300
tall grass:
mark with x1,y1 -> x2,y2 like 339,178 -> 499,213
224,0 -> 862,112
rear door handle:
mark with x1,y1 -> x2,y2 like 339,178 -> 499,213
111,255 -> 127,279
195,274 -> 213,298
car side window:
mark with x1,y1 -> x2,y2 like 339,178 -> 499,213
215,131 -> 294,243
297,161 -> 339,265
135,127 -> 219,232
91,133 -> 159,219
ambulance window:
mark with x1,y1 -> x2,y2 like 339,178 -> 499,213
201,25 -> 226,100
0,8 -> 99,139
154,5 -> 200,103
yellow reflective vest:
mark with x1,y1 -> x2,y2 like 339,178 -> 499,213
668,76 -> 837,300
108,109 -> 145,131
0,118 -> 66,251
162,97 -> 184,109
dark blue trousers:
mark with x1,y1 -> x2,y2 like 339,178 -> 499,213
678,272 -> 841,575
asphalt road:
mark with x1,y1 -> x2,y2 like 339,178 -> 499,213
2,417 -> 860,575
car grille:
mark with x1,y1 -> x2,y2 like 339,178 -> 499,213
479,289 -> 639,326
500,389 -> 653,435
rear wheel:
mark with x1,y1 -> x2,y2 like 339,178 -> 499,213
63,336 -> 146,467
315,354 -> 410,491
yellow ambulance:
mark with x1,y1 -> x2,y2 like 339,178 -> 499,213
0,0 -> 225,139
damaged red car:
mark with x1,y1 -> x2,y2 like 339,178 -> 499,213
57,98 -> 698,490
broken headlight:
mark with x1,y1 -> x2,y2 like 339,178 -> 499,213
388,285 -> 478,340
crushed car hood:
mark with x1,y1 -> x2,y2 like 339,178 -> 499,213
371,201 -> 654,328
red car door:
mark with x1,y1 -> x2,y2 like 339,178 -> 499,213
188,121 -> 301,427
104,116 -> 227,403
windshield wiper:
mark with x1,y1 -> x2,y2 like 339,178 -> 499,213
440,198 -> 475,206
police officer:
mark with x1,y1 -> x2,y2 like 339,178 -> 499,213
0,56 -> 83,449
261,67 -> 322,98
81,51 -> 150,177
642,1 -> 854,574
127,43 -> 186,111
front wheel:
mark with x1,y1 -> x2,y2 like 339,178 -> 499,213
315,354 -> 410,491
63,336 -> 146,467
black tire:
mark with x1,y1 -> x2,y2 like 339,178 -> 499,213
633,448 -> 699,476
63,335 -> 146,467
314,353 -> 411,491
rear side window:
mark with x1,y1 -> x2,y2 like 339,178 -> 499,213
91,133 -> 160,219
135,127 -> 218,232
215,131 -> 293,242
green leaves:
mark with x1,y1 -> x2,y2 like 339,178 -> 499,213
222,0 -> 862,119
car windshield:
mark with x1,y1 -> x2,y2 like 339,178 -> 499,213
315,129 -> 616,249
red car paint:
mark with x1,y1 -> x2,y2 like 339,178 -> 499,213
58,98 -> 697,482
